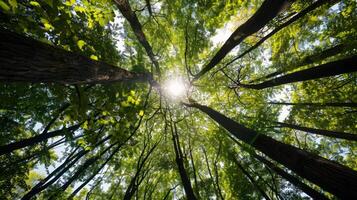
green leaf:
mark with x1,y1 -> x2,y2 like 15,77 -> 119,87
8,0 -> 17,12
29,1 -> 40,7
0,0 -> 10,11
77,40 -> 86,51
90,55 -> 98,61
139,110 -> 144,117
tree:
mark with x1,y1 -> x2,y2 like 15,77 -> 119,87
1,0 -> 356,199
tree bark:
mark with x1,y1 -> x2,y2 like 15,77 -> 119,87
68,144 -> 121,199
184,102 -> 357,199
171,122 -> 197,200
194,0 -> 290,80
0,123 -> 82,155
226,0 -> 339,68
21,136 -> 111,200
114,0 -> 160,74
0,28 -> 150,84
268,101 -> 357,108
230,154 -> 271,200
275,121 -> 357,141
251,43 -> 346,83
253,154 -> 329,200
238,56 -> 357,89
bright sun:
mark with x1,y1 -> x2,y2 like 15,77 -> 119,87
165,78 -> 186,98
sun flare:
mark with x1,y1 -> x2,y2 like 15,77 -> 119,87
164,78 -> 186,98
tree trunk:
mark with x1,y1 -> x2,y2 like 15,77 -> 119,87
21,136 -> 111,200
253,154 -> 329,200
238,56 -> 357,89
268,101 -> 357,108
69,144 -> 122,199
227,0 -> 339,68
275,121 -> 357,141
184,102 -> 357,199
171,123 -> 197,200
230,154 -> 271,200
251,43 -> 346,83
114,0 -> 160,74
0,123 -> 82,155
194,0 -> 291,79
0,28 -> 150,84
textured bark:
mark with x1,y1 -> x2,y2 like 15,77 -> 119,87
185,103 -> 357,199
268,101 -> 357,108
253,154 -> 329,200
251,43 -> 346,83
114,0 -> 160,74
194,0 -> 290,79
276,121 -> 357,141
0,123 -> 81,155
0,28 -> 150,84
238,56 -> 357,89
227,0 -> 338,68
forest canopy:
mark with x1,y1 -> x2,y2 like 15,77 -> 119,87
0,0 -> 357,199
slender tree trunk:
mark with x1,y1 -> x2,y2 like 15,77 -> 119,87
184,102 -> 357,199
230,154 -> 271,200
21,136 -> 111,200
251,43 -> 346,83
268,101 -> 357,108
275,121 -> 357,141
238,56 -> 357,89
114,0 -> 160,74
227,0 -> 339,68
171,123 -> 197,200
0,123 -> 82,155
0,28 -> 150,84
253,154 -> 329,200
69,144 -> 122,199
194,0 -> 290,79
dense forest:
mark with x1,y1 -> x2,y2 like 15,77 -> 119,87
0,0 -> 356,199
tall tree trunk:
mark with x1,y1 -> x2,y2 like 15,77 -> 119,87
194,0 -> 290,80
21,136 -> 111,200
114,0 -> 160,74
226,0 -> 339,68
268,101 -> 357,108
230,153 -> 271,200
238,56 -> 357,89
184,102 -> 357,199
253,154 -> 329,200
251,43 -> 346,83
171,122 -> 197,200
68,144 -> 122,199
0,123 -> 82,155
0,28 -> 150,84
275,121 -> 357,141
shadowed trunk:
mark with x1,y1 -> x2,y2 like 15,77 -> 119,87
21,136 -> 111,200
194,0 -> 290,79
184,102 -> 357,199
0,28 -> 150,84
238,56 -> 357,89
268,101 -> 357,108
253,154 -> 329,200
275,121 -> 357,141
251,44 -> 346,83
171,122 -> 197,200
227,0 -> 339,68
114,0 -> 160,74
229,151 -> 271,200
0,123 -> 82,155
